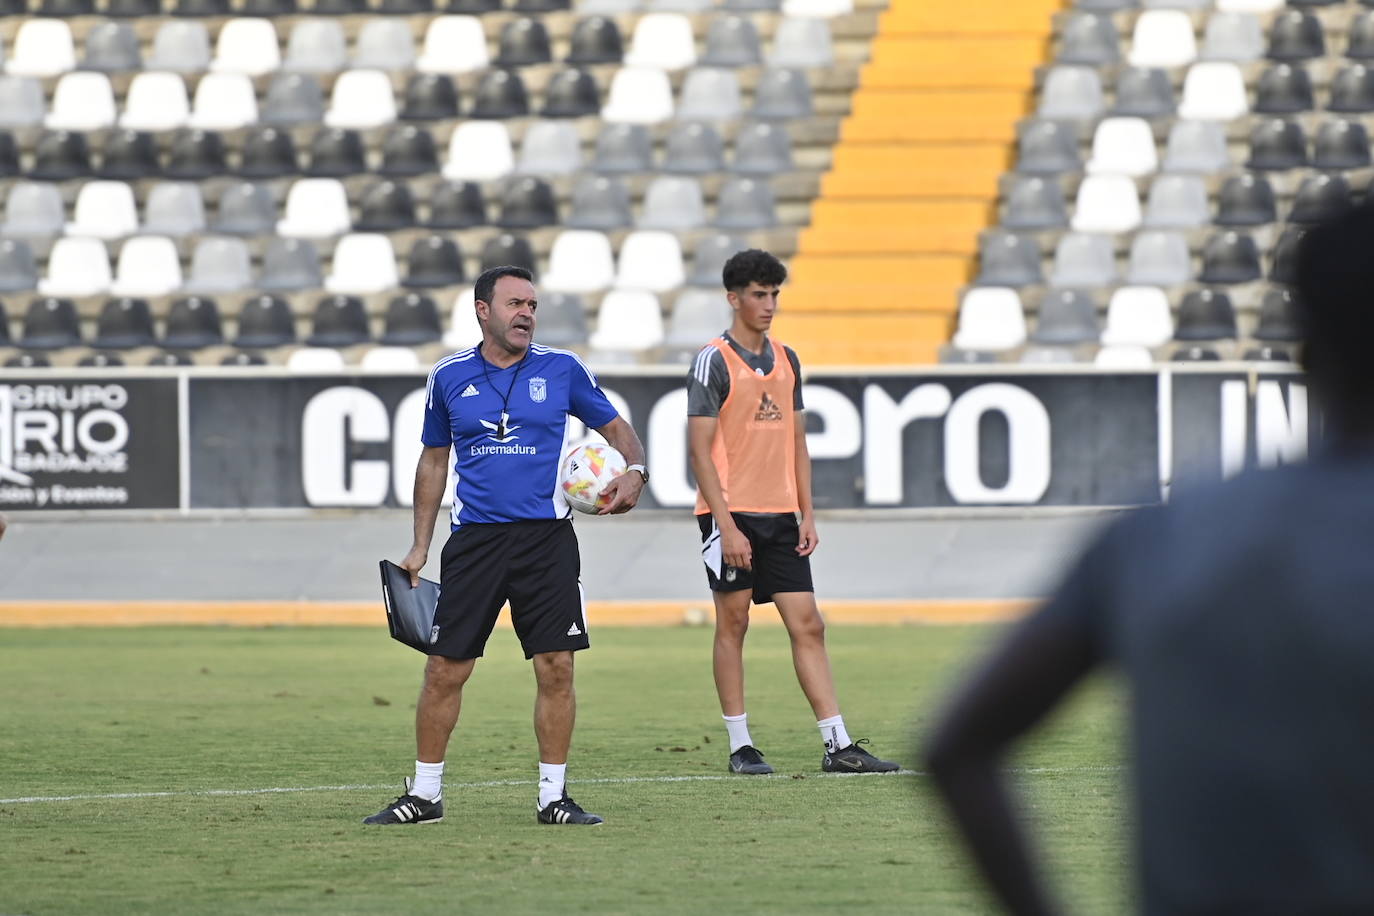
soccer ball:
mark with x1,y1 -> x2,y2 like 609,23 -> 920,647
561,443 -> 628,514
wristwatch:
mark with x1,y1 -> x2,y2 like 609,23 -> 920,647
627,463 -> 649,484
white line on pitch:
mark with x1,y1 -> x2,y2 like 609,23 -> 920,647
0,765 -> 1124,806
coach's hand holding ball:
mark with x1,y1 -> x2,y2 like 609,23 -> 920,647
596,467 -> 645,515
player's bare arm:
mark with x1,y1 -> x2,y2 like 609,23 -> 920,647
401,445 -> 450,587
593,415 -> 646,515
793,410 -> 818,557
688,414 -> 752,570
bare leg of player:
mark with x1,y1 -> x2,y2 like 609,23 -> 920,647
773,592 -> 841,721
532,651 -> 575,764
416,655 -> 477,762
712,588 -> 754,716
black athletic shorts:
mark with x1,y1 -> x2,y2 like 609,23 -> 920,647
697,512 -> 814,606
431,518 -> 588,661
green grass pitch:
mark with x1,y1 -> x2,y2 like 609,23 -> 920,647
2,625 -> 1130,915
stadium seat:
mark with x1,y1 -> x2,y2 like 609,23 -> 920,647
1016,121 -> 1082,174
287,347 -> 348,372
518,121 -> 584,174
0,239 -> 38,292
380,125 -> 439,176
242,0 -> 295,14
770,18 -> 834,68
568,175 -> 634,229
1031,288 -> 1099,345
428,181 -> 486,229
1201,12 -> 1264,61
92,297 -> 156,349
1174,289 -> 1237,340
751,68 -> 813,119
30,130 -> 91,181
1217,0 -> 1282,12
162,295 -> 224,349
976,231 -> 1042,286
1329,64 -> 1374,112
1072,175 -> 1141,233
97,130 -> 158,181
8,20 -> 75,78
471,70 -> 530,119
171,0 -> 230,16
1198,231 -> 1262,283
663,122 -> 726,173
0,77 -> 44,128
401,74 -> 460,121
222,350 -> 269,366
625,15 -> 696,69
639,176 -> 706,229
352,20 -> 416,71
1178,63 -> 1248,119
1100,286 -> 1172,347
1254,286 -> 1299,340
313,0 -> 367,13
402,235 -> 465,288
107,0 -> 160,16
0,134 -> 17,178
211,18 -> 281,75
2,182 -> 64,238
360,347 -> 421,371
355,180 -> 417,232
602,67 -> 674,123
1215,173 -> 1276,226
77,351 -> 126,368
678,69 -> 743,121
239,127 -> 299,178
543,68 -> 602,118
1349,12 -> 1374,60
444,287 -> 481,348
148,350 -> 194,366
782,0 -> 849,14
1270,226 -> 1302,282
325,234 -> 398,295
1170,345 -> 1222,362
702,15 -> 763,66
305,128 -> 367,176
188,74 -> 258,130
687,233 -> 746,286
1050,232 -> 1117,287
664,288 -> 730,354
278,178 -> 351,238
1247,118 -> 1309,170
1125,231 -> 1191,285
715,177 -> 778,229
651,0 -> 712,12
284,21 -> 348,74
1129,10 -> 1197,68
148,22 -> 211,72
213,182 -> 277,235
1112,67 -> 1175,117
234,294 -> 297,348
325,70 -> 396,129
1143,174 -> 1210,228
567,16 -> 625,65
1086,118 -> 1158,176
1003,176 -> 1069,230
40,238 -> 110,297
263,73 -> 326,124
951,288 -> 1026,352
576,0 -> 637,12
111,236 -> 182,297
185,237 -> 253,294
1057,12 -> 1120,64
532,292 -> 588,347
1038,66 -> 1104,120
19,296 -> 81,349
614,230 -> 685,292
81,22 -> 141,72
495,17 -> 553,67
122,73 -> 191,132
380,292 -> 443,345
589,289 -> 664,353
444,121 -> 515,181
544,230 -> 616,293
594,123 -> 653,172
1289,173 -> 1353,224
418,17 -> 488,73
259,237 -> 322,291
67,182 -> 138,240
732,122 -> 792,174
1267,10 -> 1324,60
306,294 -> 371,347
1254,63 -> 1314,113
1313,118 -> 1371,169
142,182 -> 207,236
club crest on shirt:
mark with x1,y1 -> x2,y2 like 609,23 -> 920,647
528,377 -> 547,403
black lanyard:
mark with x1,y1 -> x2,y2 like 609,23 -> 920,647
479,346 -> 529,440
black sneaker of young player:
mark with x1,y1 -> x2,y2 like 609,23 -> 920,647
537,794 -> 604,825
362,779 -> 444,825
728,745 -> 775,775
822,738 -> 900,774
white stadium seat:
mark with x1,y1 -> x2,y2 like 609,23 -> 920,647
325,233 -> 398,295
589,289 -> 664,352
277,179 -> 352,239
602,67 -> 675,124
67,182 -> 139,239
39,237 -> 112,297
210,18 -> 282,76
543,231 -> 616,294
46,72 -> 117,131
324,69 -> 397,130
188,73 -> 259,130
418,17 -> 488,74
624,14 -> 696,70
1178,62 -> 1248,120
1129,10 -> 1197,68
122,72 -> 191,132
443,121 -> 514,181
615,231 -> 686,292
1086,117 -> 1159,177
1072,175 -> 1142,233
110,235 -> 183,298
952,288 -> 1027,352
7,20 -> 75,77
1100,286 -> 1174,347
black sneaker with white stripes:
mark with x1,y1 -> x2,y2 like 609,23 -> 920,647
822,738 -> 900,774
362,779 -> 443,825
537,794 -> 604,825
728,745 -> 774,775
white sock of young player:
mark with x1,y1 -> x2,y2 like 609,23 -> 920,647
412,760 -> 444,801
723,713 -> 754,753
538,762 -> 566,809
818,715 -> 852,753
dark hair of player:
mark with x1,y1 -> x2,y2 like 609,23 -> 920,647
722,248 -> 787,292
474,265 -> 534,308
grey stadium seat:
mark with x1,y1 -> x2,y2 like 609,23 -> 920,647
593,123 -> 653,173
663,122 -> 726,173
732,122 -> 793,174
1030,288 -> 1099,345
213,182 -> 277,235
715,177 -> 777,229
751,69 -> 812,120
568,175 -> 634,229
977,231 -> 1043,286
1050,232 -> 1117,287
185,237 -> 254,294
259,237 -> 322,291
639,176 -> 706,229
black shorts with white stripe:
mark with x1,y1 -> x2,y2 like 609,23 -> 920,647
697,512 -> 814,606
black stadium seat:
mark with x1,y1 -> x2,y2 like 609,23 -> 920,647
480,233 -> 537,276
356,180 -> 418,232
428,182 -> 487,229
1174,290 -> 1238,341
170,0 -> 229,15
5,353 -> 52,368
306,295 -> 371,348
495,18 -> 553,67
1313,118 -> 1371,169
1255,287 -> 1301,341
221,351 -> 268,367
1270,226 -> 1304,283
1289,173 -> 1353,224
29,130 -> 91,181
471,70 -> 529,119
239,127 -> 300,179
99,130 -> 159,180
1253,64 -> 1314,114
1016,120 -> 1082,174
1349,12 -> 1374,59
92,298 -> 156,350
401,74 -> 460,121
241,0 -> 296,14
1214,173 -> 1277,226
78,352 -> 126,368
379,125 -> 438,177
1247,119 -> 1308,171
20,297 -> 82,350
166,129 -> 226,181
148,351 -> 194,366
567,16 -> 624,65
234,295 -> 296,349
305,128 -> 366,177
381,292 -> 444,346
403,236 -> 466,288
1199,231 -> 1262,284
543,69 -> 601,118
498,177 -> 559,228
1329,63 -> 1374,112
162,296 -> 225,350
1268,10 -> 1325,61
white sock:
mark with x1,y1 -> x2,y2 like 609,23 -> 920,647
723,713 -> 753,753
818,715 -> 852,753
538,762 -> 566,809
412,760 -> 444,801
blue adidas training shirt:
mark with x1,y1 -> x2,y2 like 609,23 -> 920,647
423,344 -> 619,527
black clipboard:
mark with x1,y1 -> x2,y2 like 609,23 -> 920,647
379,560 -> 441,653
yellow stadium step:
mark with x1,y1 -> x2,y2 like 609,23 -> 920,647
830,143 -> 1010,174
799,226 -> 980,256
880,1 -> 1061,32
861,64 -> 1037,90
868,37 -> 1046,69
820,170 -> 1002,198
788,255 -> 970,287
809,199 -> 993,230
781,282 -> 964,314
773,313 -> 952,365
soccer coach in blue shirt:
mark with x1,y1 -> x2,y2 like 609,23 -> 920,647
365,266 -> 648,828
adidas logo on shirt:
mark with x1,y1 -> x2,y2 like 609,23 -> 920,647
567,622 -> 582,637
460,384 -> 480,398
755,392 -> 783,422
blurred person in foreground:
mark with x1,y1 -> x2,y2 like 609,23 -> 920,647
923,203 -> 1374,915
0,512 -> 6,540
